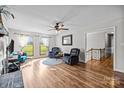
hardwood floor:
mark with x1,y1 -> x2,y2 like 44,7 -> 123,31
21,57 -> 124,88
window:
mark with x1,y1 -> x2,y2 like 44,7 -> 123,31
40,37 -> 49,56
19,35 -> 34,56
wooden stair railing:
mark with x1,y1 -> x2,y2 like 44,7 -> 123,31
86,48 -> 105,61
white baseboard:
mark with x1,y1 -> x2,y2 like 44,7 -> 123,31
114,68 -> 124,73
79,59 -> 85,63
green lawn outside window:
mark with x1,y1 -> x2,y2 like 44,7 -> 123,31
40,45 -> 48,55
22,44 -> 34,56
21,44 -> 48,56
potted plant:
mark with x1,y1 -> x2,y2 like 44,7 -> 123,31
0,5 -> 14,21
0,5 -> 14,37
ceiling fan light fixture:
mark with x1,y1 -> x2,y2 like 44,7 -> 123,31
56,30 -> 58,34
48,21 -> 69,34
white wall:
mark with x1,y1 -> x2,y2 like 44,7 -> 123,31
56,30 -> 86,62
87,32 -> 105,50
49,36 -> 56,51
115,20 -> 124,72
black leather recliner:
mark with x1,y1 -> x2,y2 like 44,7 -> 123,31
63,48 -> 80,65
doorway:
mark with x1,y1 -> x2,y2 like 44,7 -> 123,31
85,26 -> 116,71
105,32 -> 114,59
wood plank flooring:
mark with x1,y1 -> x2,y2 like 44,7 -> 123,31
21,57 -> 124,88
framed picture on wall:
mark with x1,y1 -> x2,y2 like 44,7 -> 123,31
62,34 -> 72,45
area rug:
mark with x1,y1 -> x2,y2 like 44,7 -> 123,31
42,58 -> 63,66
0,71 -> 24,88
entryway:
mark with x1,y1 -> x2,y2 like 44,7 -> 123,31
85,26 -> 116,71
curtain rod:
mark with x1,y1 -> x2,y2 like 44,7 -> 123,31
13,32 -> 52,38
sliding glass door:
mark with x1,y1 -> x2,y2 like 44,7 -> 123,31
19,35 -> 34,56
40,37 -> 49,57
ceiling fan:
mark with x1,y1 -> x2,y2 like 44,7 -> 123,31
47,6 -> 82,34
48,22 -> 69,33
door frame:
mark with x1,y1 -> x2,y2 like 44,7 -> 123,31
39,37 -> 50,57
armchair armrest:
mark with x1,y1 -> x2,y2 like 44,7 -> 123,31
70,55 -> 78,57
64,53 -> 70,56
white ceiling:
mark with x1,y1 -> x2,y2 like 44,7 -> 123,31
6,5 -> 124,35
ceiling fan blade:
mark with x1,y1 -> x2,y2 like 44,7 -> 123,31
59,28 -> 69,30
48,29 -> 56,31
50,21 -> 64,28
63,28 -> 69,30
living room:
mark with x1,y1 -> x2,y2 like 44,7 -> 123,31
0,5 -> 124,88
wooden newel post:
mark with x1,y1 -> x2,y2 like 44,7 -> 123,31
91,48 -> 93,60
100,48 -> 101,61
